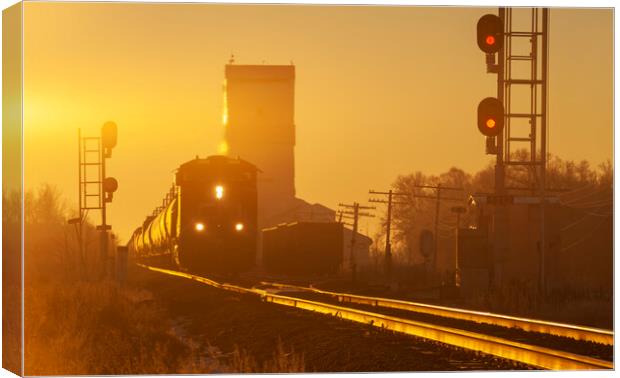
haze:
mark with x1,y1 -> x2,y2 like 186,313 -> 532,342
22,3 -> 613,241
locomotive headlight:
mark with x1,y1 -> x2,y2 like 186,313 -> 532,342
215,185 -> 224,199
235,222 -> 244,232
194,222 -> 205,232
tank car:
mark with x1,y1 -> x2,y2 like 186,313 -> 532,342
128,155 -> 258,274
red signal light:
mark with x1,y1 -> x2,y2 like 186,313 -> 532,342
477,97 -> 504,137
477,14 -> 503,54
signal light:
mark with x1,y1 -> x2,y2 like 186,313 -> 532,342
477,97 -> 504,137
101,121 -> 117,158
195,222 -> 205,232
235,222 -> 244,232
102,177 -> 118,203
477,14 -> 503,54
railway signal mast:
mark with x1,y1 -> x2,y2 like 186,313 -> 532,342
71,122 -> 118,278
475,8 -> 549,293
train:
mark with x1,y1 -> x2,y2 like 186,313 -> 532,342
128,155 -> 258,274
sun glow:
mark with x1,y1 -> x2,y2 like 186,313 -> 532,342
222,81 -> 229,126
218,141 -> 229,154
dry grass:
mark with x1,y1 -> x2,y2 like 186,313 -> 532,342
23,280 -> 306,374
3,190 -> 22,375
2,284 -> 21,375
25,281 -> 190,375
228,339 -> 305,373
469,280 -> 613,328
12,186 -> 306,374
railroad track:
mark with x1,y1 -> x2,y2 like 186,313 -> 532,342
260,281 -> 614,345
137,264 -> 613,371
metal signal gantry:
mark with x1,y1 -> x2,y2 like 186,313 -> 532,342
475,8 -> 550,294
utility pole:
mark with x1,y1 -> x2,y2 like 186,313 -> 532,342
369,191 -> 401,278
385,190 -> 393,276
338,203 -> 375,283
434,184 -> 441,271
423,184 -> 465,272
451,206 -> 467,287
370,186 -> 463,279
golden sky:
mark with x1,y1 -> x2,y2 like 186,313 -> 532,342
21,3 -> 613,241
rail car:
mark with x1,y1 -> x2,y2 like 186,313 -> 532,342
262,222 -> 344,276
128,155 -> 258,274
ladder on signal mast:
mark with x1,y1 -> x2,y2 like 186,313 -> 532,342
502,8 -> 549,194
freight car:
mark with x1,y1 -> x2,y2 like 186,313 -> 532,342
262,222 -> 344,276
128,155 -> 258,274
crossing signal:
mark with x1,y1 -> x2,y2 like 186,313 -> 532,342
477,97 -> 504,137
477,14 -> 503,54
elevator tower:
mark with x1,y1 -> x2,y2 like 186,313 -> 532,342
222,64 -> 296,226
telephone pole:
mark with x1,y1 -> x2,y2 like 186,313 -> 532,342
338,202 -> 375,283
370,185 -> 463,278
369,190 -> 403,278
451,206 -> 467,287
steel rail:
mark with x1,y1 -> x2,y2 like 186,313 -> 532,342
138,265 -> 612,370
261,281 -> 613,346
262,293 -> 612,370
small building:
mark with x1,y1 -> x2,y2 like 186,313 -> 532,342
463,194 -> 565,296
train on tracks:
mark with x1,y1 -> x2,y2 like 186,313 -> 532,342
128,155 -> 258,274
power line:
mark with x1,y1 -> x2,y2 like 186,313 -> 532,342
561,217 -> 611,252
369,183 -> 464,275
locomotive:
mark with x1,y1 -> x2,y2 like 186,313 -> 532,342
128,155 -> 258,274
